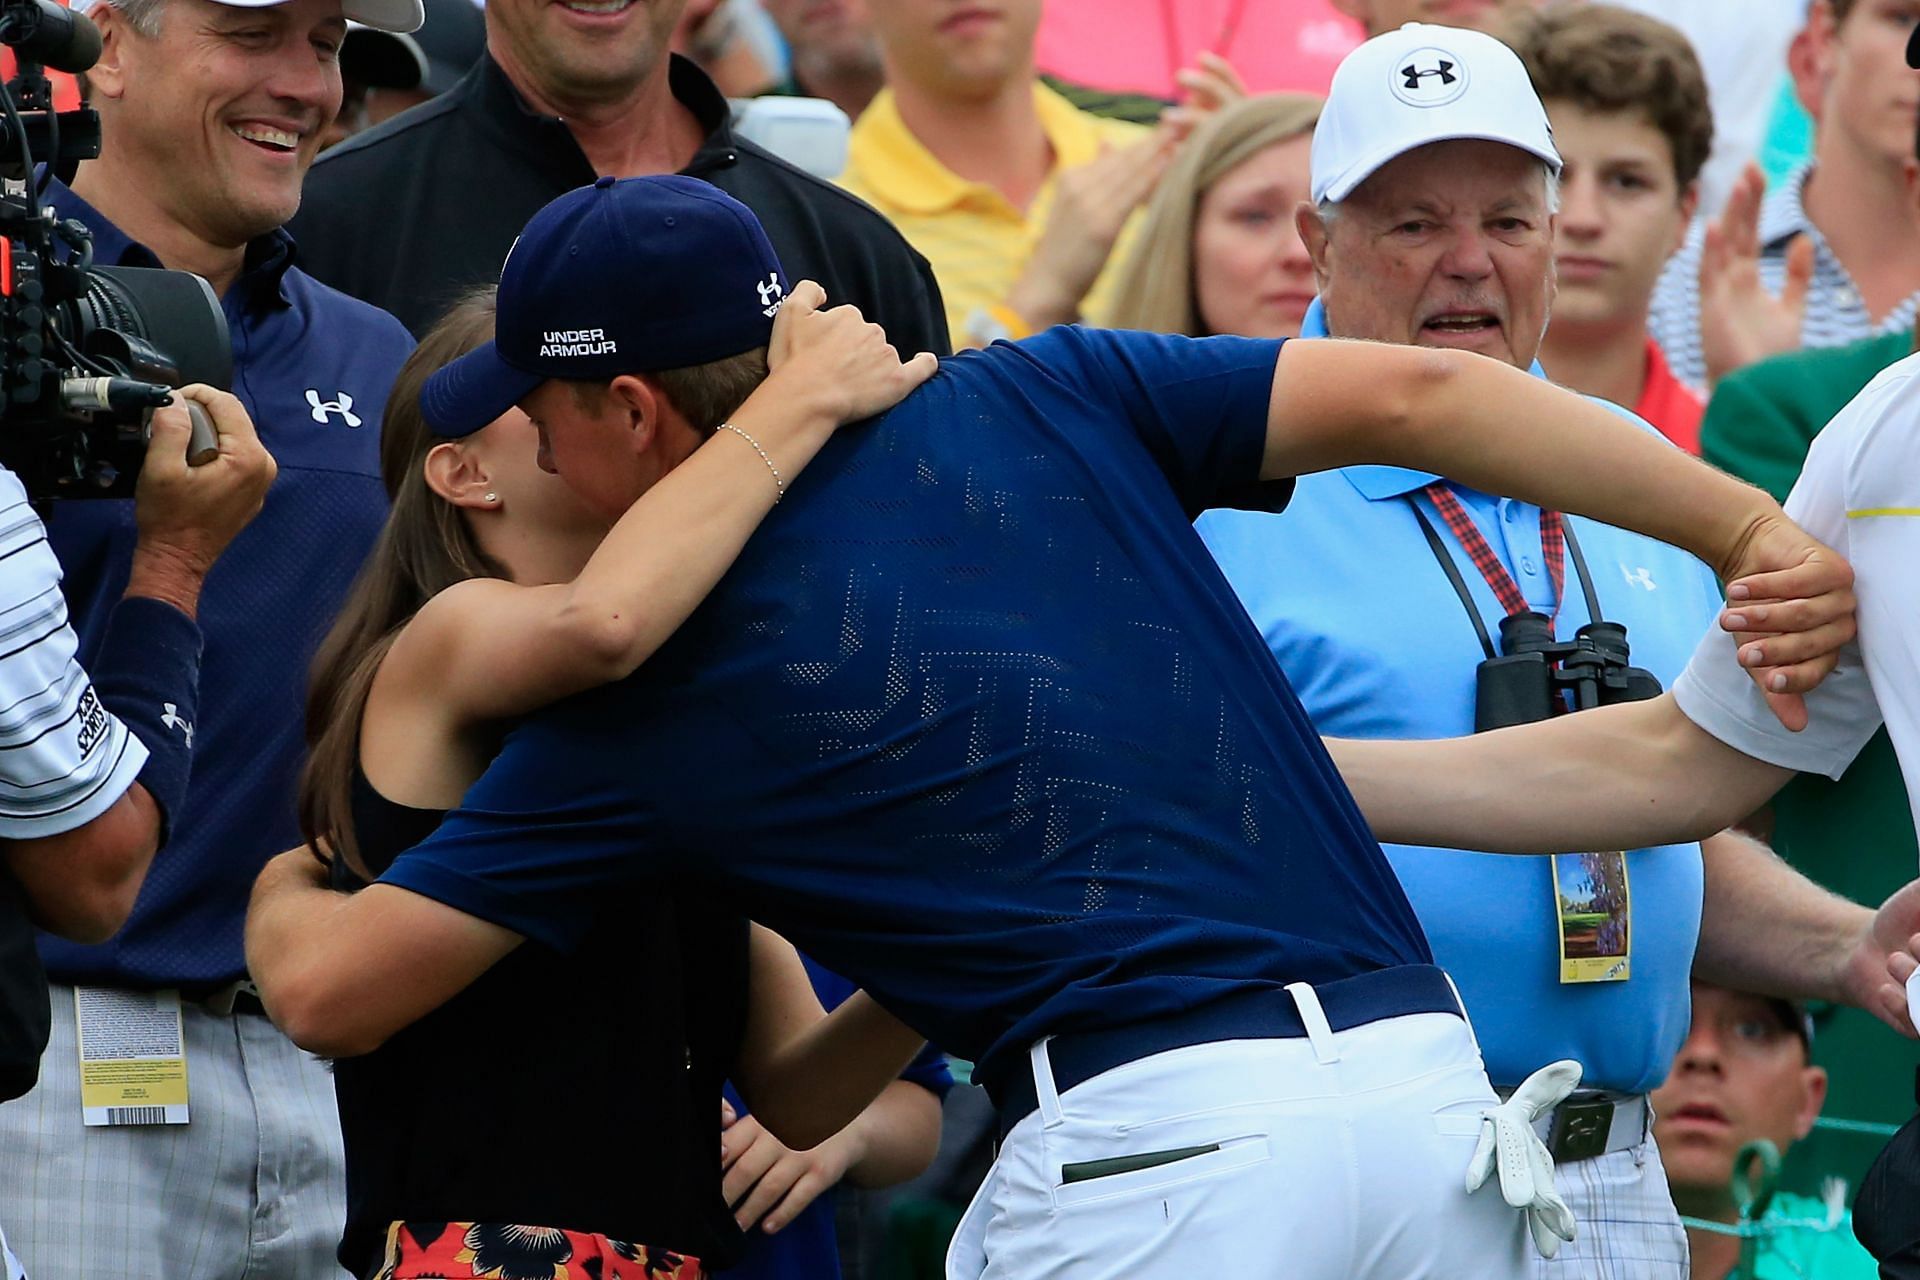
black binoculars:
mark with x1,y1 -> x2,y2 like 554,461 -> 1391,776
1474,611 -> 1663,732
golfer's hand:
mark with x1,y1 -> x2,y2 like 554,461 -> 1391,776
1717,511 -> 1856,730
720,1100 -> 854,1234
1465,1060 -> 1580,1260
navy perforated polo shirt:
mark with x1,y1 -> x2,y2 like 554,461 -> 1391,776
380,327 -> 1433,1093
39,180 -> 413,988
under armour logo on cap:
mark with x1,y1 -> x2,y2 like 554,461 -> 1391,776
1390,46 -> 1470,107
757,272 -> 784,317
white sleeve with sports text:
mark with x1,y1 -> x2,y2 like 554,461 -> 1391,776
0,469 -> 145,838
1674,354 -> 1920,835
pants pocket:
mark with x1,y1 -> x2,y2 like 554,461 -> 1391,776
1050,1134 -> 1271,1209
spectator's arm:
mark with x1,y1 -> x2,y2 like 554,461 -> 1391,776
1698,164 -> 1814,389
996,128 -> 1181,337
989,61 -> 1239,342
1696,828 -> 1920,1036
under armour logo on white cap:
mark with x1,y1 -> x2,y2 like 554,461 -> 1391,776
1391,47 -> 1470,107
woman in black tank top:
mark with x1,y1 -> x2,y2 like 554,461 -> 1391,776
253,287 -> 934,1279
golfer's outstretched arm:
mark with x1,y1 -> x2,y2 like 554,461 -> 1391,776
1327,694 -> 1793,854
1261,340 -> 1852,719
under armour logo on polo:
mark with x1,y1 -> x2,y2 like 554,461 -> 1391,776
757,273 -> 784,317
1401,61 -> 1456,90
161,702 -> 193,748
1621,566 -> 1657,591
1389,46 -> 1470,107
306,389 -> 363,428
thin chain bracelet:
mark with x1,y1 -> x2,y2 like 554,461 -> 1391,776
716,421 -> 784,503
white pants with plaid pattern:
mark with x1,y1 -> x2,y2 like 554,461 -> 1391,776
1534,1133 -> 1689,1278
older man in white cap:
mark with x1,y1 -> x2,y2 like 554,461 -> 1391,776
1202,21 -> 1915,1279
0,0 -> 417,1275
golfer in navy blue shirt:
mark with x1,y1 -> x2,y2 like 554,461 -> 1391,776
246,176 -> 1858,1280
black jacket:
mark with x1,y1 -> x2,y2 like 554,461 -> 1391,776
0,875 -> 47,1102
292,54 -> 949,355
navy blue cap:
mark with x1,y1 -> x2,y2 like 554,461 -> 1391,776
421,175 -> 788,438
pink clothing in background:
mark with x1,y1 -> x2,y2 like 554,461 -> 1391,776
1035,0 -> 1364,99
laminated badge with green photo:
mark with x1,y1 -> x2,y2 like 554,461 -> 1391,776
1553,851 -> 1630,983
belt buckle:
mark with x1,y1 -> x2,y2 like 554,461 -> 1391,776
1548,1096 -> 1615,1163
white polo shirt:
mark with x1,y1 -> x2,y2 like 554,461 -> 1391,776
0,467 -> 144,837
1673,351 -> 1920,1015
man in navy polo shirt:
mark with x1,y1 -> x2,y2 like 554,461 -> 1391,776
1199,24 -> 1918,1280
247,175 -> 1858,1280
0,0 -> 418,1275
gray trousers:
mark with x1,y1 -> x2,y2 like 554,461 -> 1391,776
0,983 -> 351,1279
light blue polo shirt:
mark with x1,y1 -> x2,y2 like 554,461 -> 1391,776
1197,300 -> 1719,1094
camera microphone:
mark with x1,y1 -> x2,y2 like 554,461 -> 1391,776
0,0 -> 101,74
61,377 -> 219,466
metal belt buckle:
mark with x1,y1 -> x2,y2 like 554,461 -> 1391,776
1548,1096 -> 1615,1163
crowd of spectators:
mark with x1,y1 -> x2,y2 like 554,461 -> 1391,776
0,0 -> 1912,1278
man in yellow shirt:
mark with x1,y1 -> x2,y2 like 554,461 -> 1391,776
841,0 -> 1230,346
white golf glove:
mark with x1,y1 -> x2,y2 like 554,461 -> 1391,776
1464,1058 -> 1582,1259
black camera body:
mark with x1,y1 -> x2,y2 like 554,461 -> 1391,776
1475,610 -> 1663,732
0,0 -> 231,500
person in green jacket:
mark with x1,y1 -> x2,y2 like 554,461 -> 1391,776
1653,980 -> 1880,1280
1700,329 -> 1919,1199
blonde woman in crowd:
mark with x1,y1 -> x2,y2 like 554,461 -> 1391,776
1109,93 -> 1322,340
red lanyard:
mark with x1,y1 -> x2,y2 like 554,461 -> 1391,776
1422,482 -> 1566,623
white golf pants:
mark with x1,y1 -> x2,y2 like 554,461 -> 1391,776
946,988 -> 1534,1279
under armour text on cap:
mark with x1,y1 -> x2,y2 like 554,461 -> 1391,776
1310,22 -> 1561,206
420,175 -> 789,439
73,0 -> 425,34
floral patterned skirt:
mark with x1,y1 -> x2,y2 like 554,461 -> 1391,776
376,1221 -> 705,1280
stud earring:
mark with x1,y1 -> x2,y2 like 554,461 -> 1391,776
484,492 -> 498,503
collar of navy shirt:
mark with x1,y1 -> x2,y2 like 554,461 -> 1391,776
42,176 -> 299,315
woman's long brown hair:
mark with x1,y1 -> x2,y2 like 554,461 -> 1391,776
298,290 -> 507,878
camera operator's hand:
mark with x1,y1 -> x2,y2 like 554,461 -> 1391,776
128,385 -> 276,617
